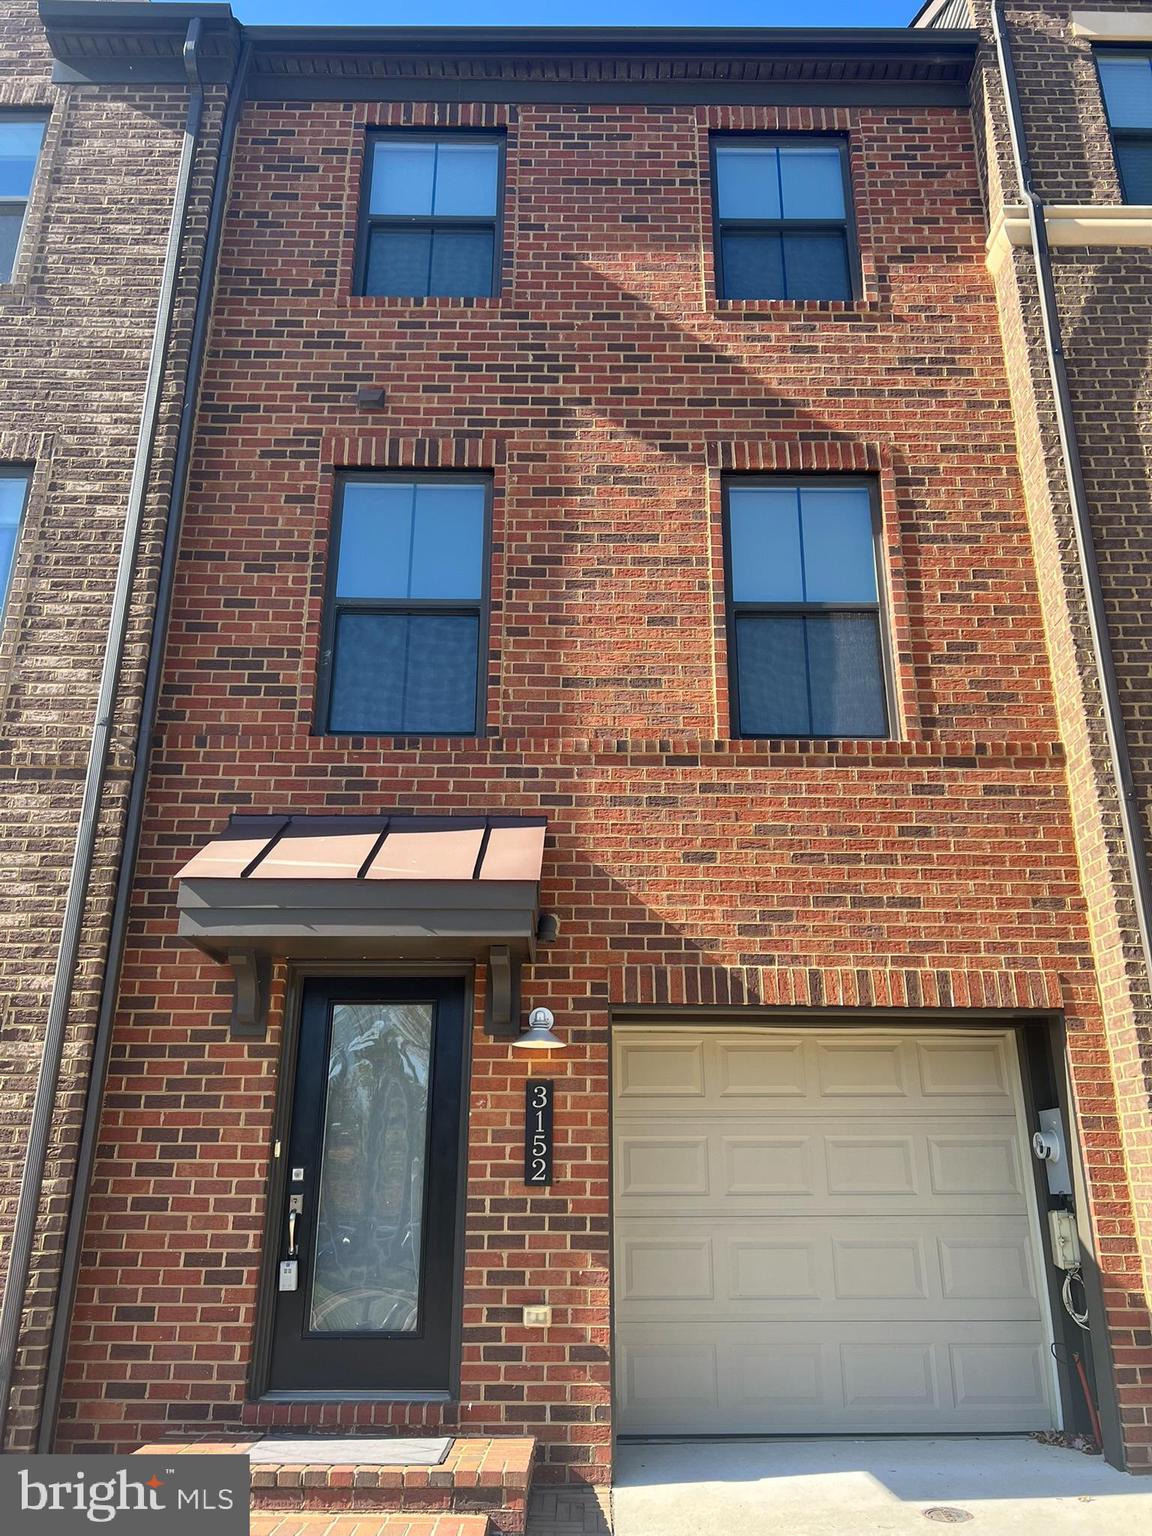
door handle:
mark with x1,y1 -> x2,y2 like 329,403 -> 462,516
287,1209 -> 298,1258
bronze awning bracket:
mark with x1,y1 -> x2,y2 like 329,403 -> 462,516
227,948 -> 272,1038
486,943 -> 522,1039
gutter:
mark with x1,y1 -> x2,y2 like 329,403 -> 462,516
990,0 -> 1152,1472
36,4 -> 981,65
241,23 -> 978,55
31,32 -> 253,1454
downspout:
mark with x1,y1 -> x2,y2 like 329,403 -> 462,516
0,19 -> 207,1449
990,0 -> 1152,1469
33,32 -> 254,1453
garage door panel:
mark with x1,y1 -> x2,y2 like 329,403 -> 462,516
614,1032 -> 1018,1118
730,1238 -> 820,1301
917,1037 -> 1012,1099
623,1342 -> 718,1416
616,1118 -> 1030,1215
622,1236 -> 715,1302
616,1134 -> 709,1197
716,1038 -> 807,1097
617,1323 -> 1052,1435
815,1039 -> 910,1098
723,1135 -> 815,1196
939,1234 -> 1038,1301
831,1237 -> 928,1301
734,1343 -> 826,1408
616,1216 -> 1042,1322
950,1341 -> 1048,1410
615,1037 -> 706,1097
841,1341 -> 937,1409
928,1133 -> 1025,1197
825,1134 -> 917,1196
613,1029 -> 1055,1436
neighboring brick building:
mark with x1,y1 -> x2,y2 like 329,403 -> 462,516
4,0 -> 1152,1501
923,0 -> 1152,1325
0,0 -> 239,1452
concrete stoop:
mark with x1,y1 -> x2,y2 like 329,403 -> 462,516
134,1435 -> 537,1536
251,1517 -> 492,1536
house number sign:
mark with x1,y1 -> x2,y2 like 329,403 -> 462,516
524,1080 -> 554,1186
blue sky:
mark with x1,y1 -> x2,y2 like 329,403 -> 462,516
163,1 -> 915,28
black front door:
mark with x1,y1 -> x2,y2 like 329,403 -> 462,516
268,977 -> 465,1392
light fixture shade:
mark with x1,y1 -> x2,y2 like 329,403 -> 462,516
512,1006 -> 564,1051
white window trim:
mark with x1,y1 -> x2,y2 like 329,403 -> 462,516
986,202 -> 1152,274
1072,11 -> 1152,43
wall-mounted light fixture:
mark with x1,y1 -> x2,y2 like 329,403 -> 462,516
512,1006 -> 564,1051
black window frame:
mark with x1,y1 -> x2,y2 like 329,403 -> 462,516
354,129 -> 506,300
0,112 -> 48,285
1094,48 -> 1152,204
0,464 -> 32,621
722,474 -> 894,741
316,471 -> 492,738
709,133 -> 860,303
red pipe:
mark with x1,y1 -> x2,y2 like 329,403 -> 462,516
1073,1352 -> 1103,1449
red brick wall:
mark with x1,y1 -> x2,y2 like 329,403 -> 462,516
53,95 -> 1152,1475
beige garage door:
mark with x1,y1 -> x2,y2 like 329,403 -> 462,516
613,1029 -> 1056,1435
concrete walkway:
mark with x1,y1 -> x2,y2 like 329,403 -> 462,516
613,1436 -> 1152,1536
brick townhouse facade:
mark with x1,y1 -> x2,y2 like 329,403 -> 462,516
4,0 -> 1152,1498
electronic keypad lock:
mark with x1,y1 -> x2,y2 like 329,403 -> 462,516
279,1200 -> 302,1291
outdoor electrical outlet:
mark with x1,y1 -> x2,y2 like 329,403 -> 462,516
523,1305 -> 552,1327
1049,1209 -> 1081,1270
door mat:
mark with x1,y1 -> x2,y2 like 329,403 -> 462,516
248,1436 -> 453,1465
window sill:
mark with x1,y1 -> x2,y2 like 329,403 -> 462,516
254,1390 -> 454,1403
736,734 -> 892,745
711,296 -> 881,317
315,731 -> 489,744
344,293 -> 504,310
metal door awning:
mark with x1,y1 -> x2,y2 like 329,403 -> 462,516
175,814 -> 547,1037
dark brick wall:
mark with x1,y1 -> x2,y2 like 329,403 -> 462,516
968,4 -> 1152,1440
49,89 -> 1152,1477
977,1 -> 1127,203
0,1 -> 227,1448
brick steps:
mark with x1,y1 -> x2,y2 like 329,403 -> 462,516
134,1436 -> 534,1535
250,1517 -> 492,1536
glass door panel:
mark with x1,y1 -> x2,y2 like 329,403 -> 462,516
311,1003 -> 433,1334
